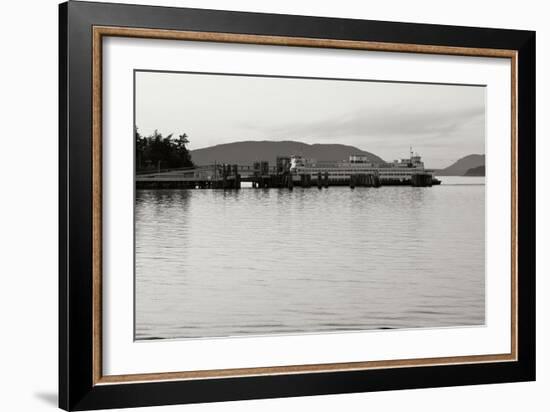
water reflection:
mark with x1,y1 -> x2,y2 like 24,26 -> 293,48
135,177 -> 485,340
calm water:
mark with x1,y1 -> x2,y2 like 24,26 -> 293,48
135,176 -> 485,340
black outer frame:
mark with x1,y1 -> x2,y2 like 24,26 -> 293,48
59,1 -> 535,410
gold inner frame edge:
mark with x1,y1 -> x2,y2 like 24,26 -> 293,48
91,26 -> 518,386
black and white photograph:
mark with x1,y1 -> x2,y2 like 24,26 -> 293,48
134,71 -> 486,341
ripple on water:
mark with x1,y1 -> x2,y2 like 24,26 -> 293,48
135,177 -> 485,340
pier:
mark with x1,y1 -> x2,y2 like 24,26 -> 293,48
136,160 -> 437,189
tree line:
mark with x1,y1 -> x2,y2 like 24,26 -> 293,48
135,128 -> 194,171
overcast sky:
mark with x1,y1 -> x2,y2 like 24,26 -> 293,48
135,71 -> 485,169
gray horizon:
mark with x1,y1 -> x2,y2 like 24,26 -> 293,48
135,71 -> 486,169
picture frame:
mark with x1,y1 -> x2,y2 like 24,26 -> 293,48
59,1 -> 536,410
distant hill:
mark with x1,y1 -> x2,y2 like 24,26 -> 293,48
464,165 -> 485,176
190,141 -> 385,166
437,154 -> 485,176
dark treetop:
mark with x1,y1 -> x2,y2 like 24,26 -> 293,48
136,128 -> 194,171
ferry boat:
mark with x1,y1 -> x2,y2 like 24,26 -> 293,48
289,148 -> 441,187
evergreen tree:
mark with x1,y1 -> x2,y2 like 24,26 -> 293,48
135,127 -> 194,171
